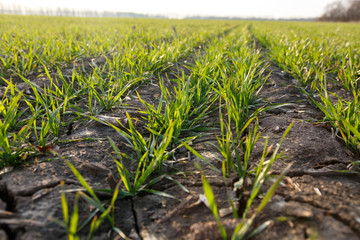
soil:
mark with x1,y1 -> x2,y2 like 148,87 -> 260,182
1,42 -> 360,240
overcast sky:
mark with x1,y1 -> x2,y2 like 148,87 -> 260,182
0,0 -> 340,19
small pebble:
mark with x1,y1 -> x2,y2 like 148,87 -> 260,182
273,126 -> 282,133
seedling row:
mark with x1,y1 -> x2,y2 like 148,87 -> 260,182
1,16 -> 359,239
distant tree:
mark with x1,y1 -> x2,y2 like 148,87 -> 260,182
319,0 -> 360,21
347,0 -> 360,20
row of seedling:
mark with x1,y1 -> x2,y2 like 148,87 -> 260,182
252,21 -> 360,163
1,18 -> 230,167
56,25 -> 293,239
1,18 -> 293,239
0,16 -> 233,78
195,26 -> 293,239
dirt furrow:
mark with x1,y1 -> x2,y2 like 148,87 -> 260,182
249,50 -> 360,239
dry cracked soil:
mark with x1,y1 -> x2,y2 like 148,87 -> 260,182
0,52 -> 360,240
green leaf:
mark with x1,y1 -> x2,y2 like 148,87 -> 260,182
60,181 -> 69,226
65,160 -> 101,204
69,192 -> 79,237
201,174 -> 227,239
143,189 -> 177,199
257,162 -> 293,213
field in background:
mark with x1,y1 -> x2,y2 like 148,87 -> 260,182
0,15 -> 360,239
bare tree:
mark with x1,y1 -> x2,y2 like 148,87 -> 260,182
346,0 -> 360,21
319,0 -> 360,21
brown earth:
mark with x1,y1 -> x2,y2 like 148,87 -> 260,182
1,51 -> 360,240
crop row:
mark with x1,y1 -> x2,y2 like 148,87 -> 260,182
1,16 -> 359,239
0,16 -> 231,78
0,16 -> 293,239
252,21 -> 360,164
0,17 -> 231,167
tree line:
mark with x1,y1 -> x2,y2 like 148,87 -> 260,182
318,0 -> 360,21
0,3 -> 166,18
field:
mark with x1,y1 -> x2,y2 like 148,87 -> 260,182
0,15 -> 360,239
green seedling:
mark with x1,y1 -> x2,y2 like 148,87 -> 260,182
51,174 -> 127,240
199,122 -> 293,240
61,160 -> 129,239
304,71 -> 360,158
0,81 -> 27,130
0,92 -> 35,167
139,77 -> 212,144
107,116 -> 177,197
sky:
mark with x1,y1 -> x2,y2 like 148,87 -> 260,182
0,0 -> 341,19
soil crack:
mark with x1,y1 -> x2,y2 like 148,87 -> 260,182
15,179 -> 81,197
279,195 -> 360,236
0,183 -> 16,212
131,198 -> 142,240
270,168 -> 360,178
0,183 -> 18,240
1,225 -> 14,240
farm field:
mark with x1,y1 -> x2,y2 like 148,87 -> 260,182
0,15 -> 360,239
